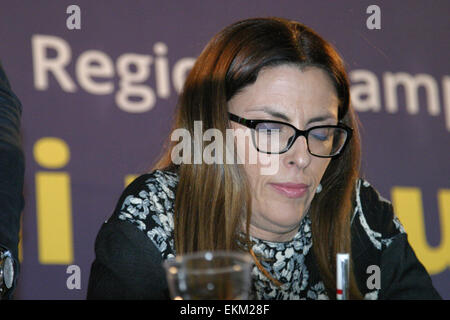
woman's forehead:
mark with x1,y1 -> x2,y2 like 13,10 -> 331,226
229,65 -> 339,120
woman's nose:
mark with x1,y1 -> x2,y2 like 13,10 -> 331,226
284,135 -> 312,169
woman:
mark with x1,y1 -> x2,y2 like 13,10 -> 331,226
87,17 -> 441,300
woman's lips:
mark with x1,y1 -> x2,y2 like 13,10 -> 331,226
269,183 -> 309,199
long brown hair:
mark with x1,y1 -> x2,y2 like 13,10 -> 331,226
153,17 -> 362,299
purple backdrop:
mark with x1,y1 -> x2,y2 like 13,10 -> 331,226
0,0 -> 448,299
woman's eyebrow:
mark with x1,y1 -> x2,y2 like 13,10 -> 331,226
307,114 -> 336,124
247,106 -> 291,122
248,106 -> 336,124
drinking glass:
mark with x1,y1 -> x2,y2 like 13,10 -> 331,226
163,250 -> 253,300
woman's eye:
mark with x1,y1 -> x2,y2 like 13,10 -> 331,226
256,123 -> 283,133
310,128 -> 331,141
256,123 -> 281,134
311,134 -> 327,141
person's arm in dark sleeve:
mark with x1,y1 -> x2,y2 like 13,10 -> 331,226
87,216 -> 170,300
0,61 -> 24,299
358,180 -> 442,300
380,232 -> 442,300
378,200 -> 441,299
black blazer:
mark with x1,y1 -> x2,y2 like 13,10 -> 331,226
87,171 -> 442,300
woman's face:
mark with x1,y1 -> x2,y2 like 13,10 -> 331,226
228,65 -> 339,242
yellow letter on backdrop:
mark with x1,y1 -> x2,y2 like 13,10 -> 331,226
34,137 -> 74,264
392,187 -> 450,274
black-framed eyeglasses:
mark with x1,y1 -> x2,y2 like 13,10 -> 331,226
228,112 -> 353,158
